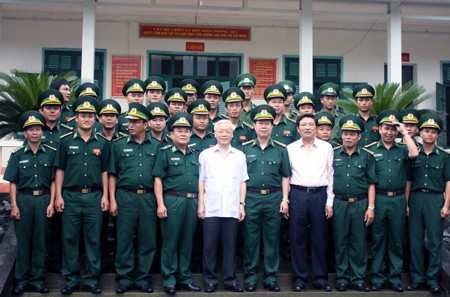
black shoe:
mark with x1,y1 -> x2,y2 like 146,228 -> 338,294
391,283 -> 404,292
264,282 -> 280,292
429,284 -> 442,294
245,282 -> 257,292
12,284 -> 26,295
31,284 -> 49,294
179,283 -> 201,291
371,283 -> 384,291
406,282 -> 425,291
115,284 -> 130,294
293,282 -> 306,292
336,283 -> 348,292
164,285 -> 176,295
83,284 -> 101,294
138,284 -> 153,293
204,284 -> 217,293
225,283 -> 244,292
353,283 -> 370,292
61,285 -> 79,295
313,282 -> 331,292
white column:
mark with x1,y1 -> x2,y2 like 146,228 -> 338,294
387,0 -> 402,85
81,0 -> 96,82
299,0 -> 313,92
0,4 -> 3,46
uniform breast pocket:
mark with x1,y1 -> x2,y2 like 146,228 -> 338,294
168,160 -> 184,176
246,156 -> 258,173
430,163 -> 443,173
39,159 -> 52,177
333,161 -> 344,176
18,160 -> 32,173
145,151 -> 157,167
190,159 -> 200,176
267,159 -> 280,174
353,161 -> 367,179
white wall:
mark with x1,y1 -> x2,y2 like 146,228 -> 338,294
1,18 -> 449,110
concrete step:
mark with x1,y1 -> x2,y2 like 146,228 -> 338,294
32,273 -> 445,297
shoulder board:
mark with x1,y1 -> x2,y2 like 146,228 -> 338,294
12,146 -> 24,153
60,123 -> 73,131
187,143 -> 195,148
219,114 -> 229,119
60,131 -> 74,139
438,146 -> 450,154
364,141 -> 377,148
96,132 -> 108,140
189,147 -> 198,153
286,117 -> 296,124
333,145 -> 343,151
332,141 -> 341,147
161,144 -> 173,151
67,116 -> 75,122
242,121 -> 254,129
43,144 -> 57,151
113,135 -> 127,142
397,142 -> 406,145
273,140 -> 287,148
242,139 -> 255,146
118,132 -> 128,137
362,147 -> 375,155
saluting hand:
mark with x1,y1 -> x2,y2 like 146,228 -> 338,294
157,205 -> 168,219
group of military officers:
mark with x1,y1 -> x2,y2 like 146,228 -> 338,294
4,73 -> 450,295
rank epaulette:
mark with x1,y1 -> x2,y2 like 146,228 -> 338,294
273,140 -> 287,148
286,117 -> 296,124
242,139 -> 255,146
437,146 -> 450,155
219,114 -> 229,119
118,132 -> 128,138
362,147 -> 375,155
188,143 -> 195,148
161,144 -> 173,150
12,146 -> 24,153
60,131 -> 74,139
332,141 -> 341,147
243,121 -> 254,129
96,132 -> 108,140
66,116 -> 75,122
189,146 -> 198,153
113,135 -> 127,142
364,141 -> 377,148
60,123 -> 73,131
43,144 -> 57,151
333,145 -> 343,151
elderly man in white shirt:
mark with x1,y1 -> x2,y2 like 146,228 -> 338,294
286,113 -> 334,292
197,119 -> 248,293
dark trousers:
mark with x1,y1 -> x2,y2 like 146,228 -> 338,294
203,217 -> 239,286
289,186 -> 328,285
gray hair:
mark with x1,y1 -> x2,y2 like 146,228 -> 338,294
214,119 -> 235,132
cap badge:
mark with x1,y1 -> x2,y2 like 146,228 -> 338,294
86,87 -> 92,93
231,92 -> 237,97
244,78 -> 250,82
133,83 -> 140,88
179,117 -> 187,123
273,89 -> 279,95
261,110 -> 268,115
154,107 -> 161,112
83,101 -> 91,107
284,84 -> 289,89
49,94 -> 56,100
106,104 -> 113,109
211,85 -> 217,91
151,81 -> 158,86
174,92 -> 181,98
321,116 -> 328,121
346,120 -> 354,126
186,84 -> 192,88
302,96 -> 308,100
28,115 -> 35,121
130,108 -> 137,114
389,114 -> 396,121
198,104 -> 205,110
407,113 -> 414,119
362,88 -> 368,94
428,119 -> 435,124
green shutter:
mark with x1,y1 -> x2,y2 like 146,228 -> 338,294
436,82 -> 447,147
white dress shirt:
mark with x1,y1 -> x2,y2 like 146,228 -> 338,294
199,144 -> 249,218
286,137 -> 334,206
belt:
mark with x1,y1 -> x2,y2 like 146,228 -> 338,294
19,189 -> 49,196
247,187 -> 281,195
291,185 -> 326,193
122,187 -> 153,195
415,188 -> 440,193
334,194 -> 367,202
376,189 -> 405,197
65,187 -> 100,194
164,191 -> 198,198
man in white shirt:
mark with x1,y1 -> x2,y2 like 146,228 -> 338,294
286,113 -> 334,292
197,119 -> 248,293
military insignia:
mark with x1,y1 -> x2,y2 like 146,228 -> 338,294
389,114 -> 396,121
327,87 -> 333,92
302,96 -> 308,100
428,119 -> 435,124
321,116 -> 328,121
174,92 -> 181,98
186,84 -> 192,89
407,113 -> 414,119
93,148 -> 101,155
130,108 -> 137,114
86,87 -> 92,93
49,94 -> 56,100
198,104 -> 205,110
284,84 -> 289,89
240,135 -> 247,140
261,110 -> 268,115
106,104 -> 113,109
346,120 -> 353,126
274,89 -> 280,95
361,88 -> 368,94
133,83 -> 140,88
154,107 -> 160,112
151,81 -> 158,86
244,78 -> 250,83
283,130 -> 291,135
83,101 -> 91,107
373,126 -> 379,131
179,117 -> 187,123
28,115 -> 35,121
231,92 -> 237,97
211,85 -> 217,91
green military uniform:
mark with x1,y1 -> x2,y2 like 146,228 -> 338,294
318,83 -> 345,144
242,105 -> 291,286
332,116 -> 377,287
54,97 -> 110,288
241,103 -> 256,125
368,110 -> 410,286
4,111 -> 55,290
187,99 -> 217,152
152,112 -> 200,287
109,104 -> 160,288
235,73 -> 257,124
278,80 -> 298,121
118,79 -> 146,134
408,115 -> 450,288
60,104 -> 75,125
356,113 -> 379,147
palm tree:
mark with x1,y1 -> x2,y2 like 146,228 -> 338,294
337,81 -> 434,115
0,69 -> 79,139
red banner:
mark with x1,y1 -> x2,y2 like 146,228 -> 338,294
140,24 -> 251,41
111,56 -> 142,97
249,59 -> 277,98
186,42 -> 205,52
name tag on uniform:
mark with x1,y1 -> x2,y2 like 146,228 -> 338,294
374,153 -> 383,157
334,158 -> 342,162
93,148 -> 101,155
19,159 -> 29,164
240,135 -> 247,140
123,149 -> 133,152
284,130 -> 291,135
171,157 -> 180,161
69,146 -> 79,149
247,155 -> 256,158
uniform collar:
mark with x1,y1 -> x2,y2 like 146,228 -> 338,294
126,132 -> 152,144
252,138 -> 274,148
23,142 -> 45,153
376,140 -> 399,150
356,112 -> 376,121
171,143 -> 192,154
339,146 -> 361,156
418,145 -> 439,155
73,130 -> 98,142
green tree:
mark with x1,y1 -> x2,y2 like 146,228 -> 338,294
337,81 -> 434,115
0,69 -> 79,139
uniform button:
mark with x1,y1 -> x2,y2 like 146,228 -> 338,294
140,175 -> 142,177
425,174 -> 428,177
139,164 -> 142,166
34,175 -> 37,177
34,165 -> 37,167
424,183 -> 427,186
262,172 -> 264,175
388,169 -> 391,172
84,163 -> 87,165
262,184 -> 265,186
85,153 -> 87,155
346,174 -> 349,176
426,165 -> 428,167
139,154 -> 142,156
84,174 -> 87,176
347,184 -> 349,187
389,180 -> 391,182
